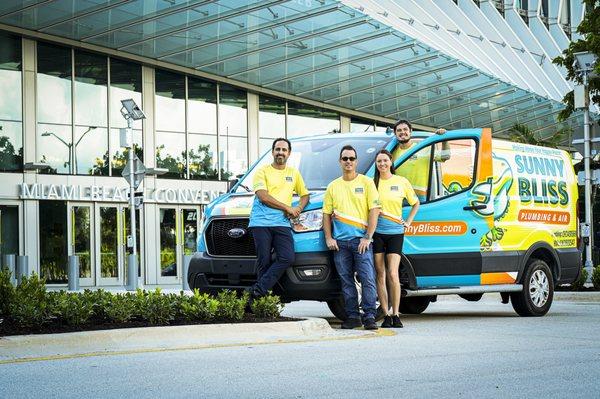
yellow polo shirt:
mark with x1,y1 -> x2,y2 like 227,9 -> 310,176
323,174 -> 380,240
249,164 -> 309,228
375,175 -> 418,235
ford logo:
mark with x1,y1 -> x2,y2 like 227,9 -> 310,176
227,228 -> 246,239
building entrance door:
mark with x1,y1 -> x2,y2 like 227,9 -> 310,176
68,203 -> 94,286
93,204 -> 144,286
0,202 -> 22,259
158,206 -> 200,284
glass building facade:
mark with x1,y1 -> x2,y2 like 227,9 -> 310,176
0,32 -> 366,289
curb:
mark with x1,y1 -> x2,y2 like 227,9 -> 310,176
0,318 -> 376,363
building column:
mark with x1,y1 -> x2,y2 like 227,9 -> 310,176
21,37 -> 40,273
340,115 -> 351,133
247,92 -> 259,165
141,65 -> 158,285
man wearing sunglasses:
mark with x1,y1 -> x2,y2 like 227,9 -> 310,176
249,137 -> 310,299
323,145 -> 381,330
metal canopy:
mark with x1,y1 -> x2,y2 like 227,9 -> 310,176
0,0 -> 588,142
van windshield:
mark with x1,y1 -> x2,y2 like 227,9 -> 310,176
234,136 -> 391,192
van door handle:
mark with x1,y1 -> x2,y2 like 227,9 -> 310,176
463,204 -> 487,211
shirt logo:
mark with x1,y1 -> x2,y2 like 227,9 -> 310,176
285,176 -> 293,182
355,187 -> 364,194
390,186 -> 399,191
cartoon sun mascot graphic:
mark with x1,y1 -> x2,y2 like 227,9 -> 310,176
469,153 -> 513,250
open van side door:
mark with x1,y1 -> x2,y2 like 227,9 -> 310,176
391,128 -> 494,288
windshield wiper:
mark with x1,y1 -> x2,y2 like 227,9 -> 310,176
238,183 -> 252,192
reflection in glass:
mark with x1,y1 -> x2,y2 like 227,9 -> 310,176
156,70 -> 185,178
75,126 -> 108,175
259,96 -> 285,139
0,121 -> 23,172
38,124 -> 72,174
0,33 -> 22,172
219,84 -> 247,135
110,128 -> 143,175
0,205 -> 19,257
110,58 -> 142,130
75,51 -> 108,175
183,209 -> 197,256
156,130 -> 186,178
287,102 -> 339,138
160,208 -> 177,277
72,206 -> 92,279
40,201 -> 68,284
218,135 -> 247,180
188,77 -> 216,134
188,133 -> 218,180
100,207 -> 119,278
124,209 -> 142,277
37,42 -> 72,174
37,42 -> 72,125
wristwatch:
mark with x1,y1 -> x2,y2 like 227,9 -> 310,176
362,233 -> 373,243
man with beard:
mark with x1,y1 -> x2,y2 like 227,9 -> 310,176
249,137 -> 310,298
392,119 -> 449,202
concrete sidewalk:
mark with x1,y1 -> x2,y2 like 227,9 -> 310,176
0,318 -> 380,364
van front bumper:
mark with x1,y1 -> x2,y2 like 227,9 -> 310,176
188,251 -> 342,302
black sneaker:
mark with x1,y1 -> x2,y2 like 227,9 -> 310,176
363,318 -> 378,330
341,317 -> 362,329
381,315 -> 393,328
391,315 -> 403,328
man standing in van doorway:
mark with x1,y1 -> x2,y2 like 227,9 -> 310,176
392,119 -> 449,201
323,145 -> 381,330
248,138 -> 310,299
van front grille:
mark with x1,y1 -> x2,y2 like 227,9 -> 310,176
206,218 -> 256,257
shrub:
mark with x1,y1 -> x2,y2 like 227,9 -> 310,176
250,293 -> 283,319
53,291 -> 94,327
105,293 -> 136,324
571,268 -> 589,291
592,266 -> 600,291
83,289 -> 112,323
138,288 -> 175,325
0,268 -> 15,317
8,273 -> 51,328
181,289 -> 219,322
216,290 -> 248,321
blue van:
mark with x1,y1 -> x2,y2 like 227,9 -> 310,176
188,129 -> 580,318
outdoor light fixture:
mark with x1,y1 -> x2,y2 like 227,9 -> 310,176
120,99 -> 146,120
574,51 -> 598,74
146,167 -> 169,176
23,162 -> 50,171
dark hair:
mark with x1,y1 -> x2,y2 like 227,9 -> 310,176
272,137 -> 291,151
339,145 -> 357,159
373,149 -> 395,189
393,119 -> 412,132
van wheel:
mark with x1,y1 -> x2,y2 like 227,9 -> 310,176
326,298 -> 385,322
400,296 -> 431,314
510,258 -> 554,317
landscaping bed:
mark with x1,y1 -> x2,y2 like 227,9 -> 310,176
0,270 -> 291,337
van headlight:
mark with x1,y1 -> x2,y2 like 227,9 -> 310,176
291,209 -> 323,233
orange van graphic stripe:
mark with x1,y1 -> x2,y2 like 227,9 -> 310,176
480,272 -> 516,285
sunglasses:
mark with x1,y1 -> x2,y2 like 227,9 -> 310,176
340,156 -> 356,162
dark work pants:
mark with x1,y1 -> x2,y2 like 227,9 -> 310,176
251,226 -> 295,295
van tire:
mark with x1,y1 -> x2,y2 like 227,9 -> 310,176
326,298 -> 385,322
400,296 -> 431,314
510,258 -> 554,317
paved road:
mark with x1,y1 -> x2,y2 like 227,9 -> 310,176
1,295 -> 599,398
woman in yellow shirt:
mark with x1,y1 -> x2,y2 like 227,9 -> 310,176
373,150 -> 420,328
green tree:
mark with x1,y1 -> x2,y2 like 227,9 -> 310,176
552,1 -> 600,121
0,135 -> 23,171
509,123 -> 572,148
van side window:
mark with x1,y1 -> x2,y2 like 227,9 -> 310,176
430,139 -> 477,200
395,145 -> 433,202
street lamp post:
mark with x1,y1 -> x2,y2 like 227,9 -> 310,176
42,126 -> 97,174
120,99 -> 146,291
573,51 -> 597,283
